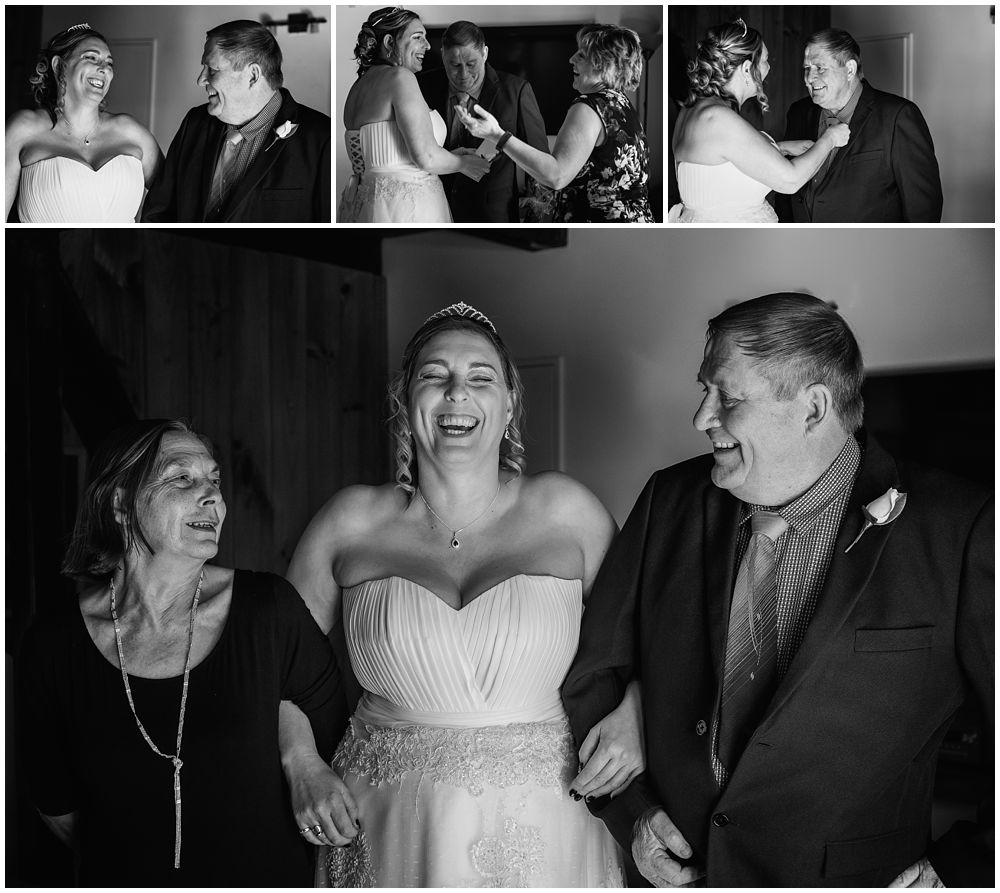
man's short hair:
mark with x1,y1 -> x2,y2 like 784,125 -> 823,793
442,21 -> 485,53
207,20 -> 284,89
707,293 -> 865,432
807,27 -> 862,74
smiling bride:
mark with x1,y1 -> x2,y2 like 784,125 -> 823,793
278,302 -> 644,886
5,24 -> 161,223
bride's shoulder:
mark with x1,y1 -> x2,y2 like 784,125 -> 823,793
307,482 -> 405,537
517,472 -> 613,525
6,108 -> 51,141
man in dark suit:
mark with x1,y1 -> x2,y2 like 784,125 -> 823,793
142,20 -> 330,223
778,28 -> 942,222
418,21 -> 547,222
563,294 -> 992,887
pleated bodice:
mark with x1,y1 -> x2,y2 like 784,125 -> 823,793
342,574 -> 582,725
17,154 -> 144,222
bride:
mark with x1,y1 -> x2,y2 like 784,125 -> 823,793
5,24 -> 161,223
670,19 -> 849,223
280,302 -> 641,886
339,7 -> 489,223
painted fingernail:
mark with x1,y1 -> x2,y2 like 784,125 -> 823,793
571,792 -> 582,801
355,819 -> 361,829
585,795 -> 594,803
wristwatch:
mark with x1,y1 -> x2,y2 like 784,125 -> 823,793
495,130 -> 513,153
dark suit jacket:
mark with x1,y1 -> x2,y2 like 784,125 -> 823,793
563,432 -> 993,887
417,64 -> 547,222
776,81 -> 942,223
142,88 -> 330,223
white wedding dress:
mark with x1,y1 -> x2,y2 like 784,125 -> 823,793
318,574 -> 624,888
337,109 -> 452,223
670,132 -> 780,223
17,154 -> 144,222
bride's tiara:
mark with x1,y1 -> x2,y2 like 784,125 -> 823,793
67,23 -> 93,32
424,302 -> 497,334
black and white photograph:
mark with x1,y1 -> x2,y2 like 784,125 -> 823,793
667,5 -> 995,222
5,5 -> 332,223
6,227 -> 993,887
334,5 -> 663,223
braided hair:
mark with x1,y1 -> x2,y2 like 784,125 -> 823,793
30,24 -> 110,124
684,20 -> 769,111
354,7 -> 420,75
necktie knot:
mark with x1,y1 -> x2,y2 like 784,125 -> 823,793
751,510 -> 787,544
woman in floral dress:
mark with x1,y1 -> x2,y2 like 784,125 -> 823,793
457,24 -> 654,223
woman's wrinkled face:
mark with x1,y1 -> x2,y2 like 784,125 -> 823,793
58,38 -> 114,104
128,432 -> 226,562
570,45 -> 604,94
408,329 -> 513,468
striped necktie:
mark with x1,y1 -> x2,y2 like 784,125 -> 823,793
717,510 -> 788,773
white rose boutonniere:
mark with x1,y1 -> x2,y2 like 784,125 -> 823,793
844,487 -> 907,553
266,120 -> 299,151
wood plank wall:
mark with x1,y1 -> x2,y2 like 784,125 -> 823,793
58,230 -> 389,575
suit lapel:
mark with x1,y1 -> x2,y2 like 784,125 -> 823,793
763,433 -> 901,720
477,65 -> 500,114
219,89 -> 294,221
703,484 -> 742,677
815,81 -> 875,190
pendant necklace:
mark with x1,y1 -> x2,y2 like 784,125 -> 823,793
418,480 -> 502,550
110,570 -> 203,869
62,113 -> 100,145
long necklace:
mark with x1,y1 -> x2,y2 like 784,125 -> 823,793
418,481 -> 502,550
109,570 -> 203,869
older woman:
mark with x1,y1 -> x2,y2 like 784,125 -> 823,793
5,24 -> 161,222
15,420 -> 347,886
669,19 -> 849,222
457,24 -> 653,222
339,7 -> 489,222
282,302 -> 643,886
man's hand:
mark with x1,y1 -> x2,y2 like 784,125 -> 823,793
889,857 -> 944,888
631,807 -> 706,887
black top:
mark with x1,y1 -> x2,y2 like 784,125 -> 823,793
17,570 -> 347,887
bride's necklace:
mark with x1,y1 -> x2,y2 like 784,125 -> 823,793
418,481 -> 502,550
61,112 -> 100,146
109,570 -> 204,869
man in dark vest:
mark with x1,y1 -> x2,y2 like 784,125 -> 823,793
418,21 -> 547,222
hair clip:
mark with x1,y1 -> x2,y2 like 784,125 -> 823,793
370,7 -> 403,28
424,302 -> 497,333
734,18 -> 748,38
67,22 -> 93,32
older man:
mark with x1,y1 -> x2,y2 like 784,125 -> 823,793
143,20 -> 330,222
778,28 -> 942,223
418,21 -> 547,222
563,294 -> 992,886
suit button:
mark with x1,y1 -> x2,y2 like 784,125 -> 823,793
712,813 -> 730,827
695,720 -> 707,736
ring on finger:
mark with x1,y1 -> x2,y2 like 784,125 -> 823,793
299,826 -> 313,835
312,824 -> 325,836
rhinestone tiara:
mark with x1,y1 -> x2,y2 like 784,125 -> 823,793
67,22 -> 93,31
423,302 -> 496,333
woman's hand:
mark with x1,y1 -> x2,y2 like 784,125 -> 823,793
569,679 -> 645,801
825,122 -> 851,148
455,149 -> 491,181
287,753 -> 360,847
454,102 -> 505,141
778,139 -> 814,157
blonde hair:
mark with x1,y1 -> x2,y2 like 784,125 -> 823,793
684,20 -> 769,112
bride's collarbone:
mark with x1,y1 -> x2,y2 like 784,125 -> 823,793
20,129 -> 142,170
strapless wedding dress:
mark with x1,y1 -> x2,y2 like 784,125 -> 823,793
17,154 -> 144,222
670,133 -> 780,222
319,574 -> 623,887
337,109 -> 452,223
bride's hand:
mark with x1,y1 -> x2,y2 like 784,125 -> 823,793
457,151 -> 491,182
287,753 -> 360,846
569,679 -> 645,801
454,102 -> 504,141
826,122 -> 850,148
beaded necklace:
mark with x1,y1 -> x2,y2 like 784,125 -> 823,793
109,570 -> 203,869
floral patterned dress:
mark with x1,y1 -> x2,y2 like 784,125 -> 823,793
555,88 -> 654,223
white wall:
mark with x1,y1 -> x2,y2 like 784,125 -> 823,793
334,5 -> 662,204
384,229 -> 994,522
41,6 -> 331,151
831,5 -> 994,223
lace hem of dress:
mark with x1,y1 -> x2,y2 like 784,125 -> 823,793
332,718 -> 576,796
326,831 -> 377,888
